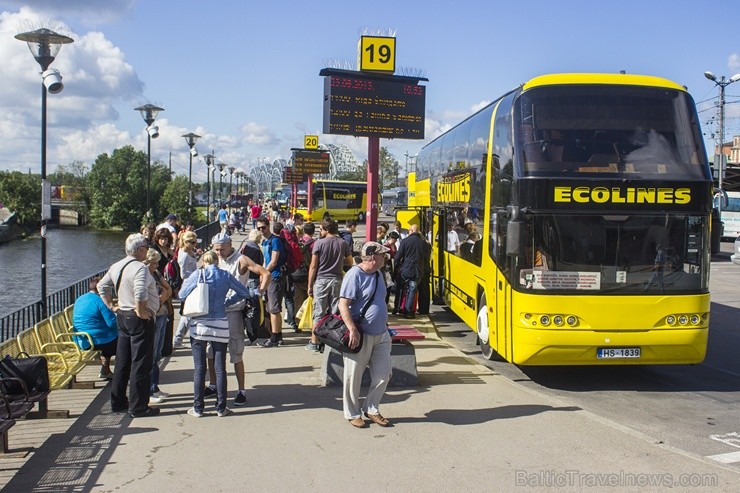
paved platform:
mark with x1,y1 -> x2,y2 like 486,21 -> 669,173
1,228 -> 738,491
1,306 -> 738,492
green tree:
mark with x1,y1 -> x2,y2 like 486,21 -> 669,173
159,175 -> 196,223
0,171 -> 41,226
87,145 -> 148,230
379,147 -> 399,189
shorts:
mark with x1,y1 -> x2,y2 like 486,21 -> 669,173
94,338 -> 118,358
266,276 -> 285,314
226,310 -> 245,363
206,311 -> 245,363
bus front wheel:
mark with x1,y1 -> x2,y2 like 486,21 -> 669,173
477,295 -> 495,360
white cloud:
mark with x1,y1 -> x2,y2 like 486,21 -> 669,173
1,1 -> 136,26
241,122 -> 278,146
471,100 -> 492,113
729,53 -> 740,73
0,8 -> 145,172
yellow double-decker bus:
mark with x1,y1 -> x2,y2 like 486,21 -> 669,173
412,73 -> 712,365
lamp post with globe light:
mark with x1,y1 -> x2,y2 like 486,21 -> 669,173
15,27 -> 73,319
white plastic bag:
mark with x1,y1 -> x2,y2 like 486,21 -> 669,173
182,269 -> 209,317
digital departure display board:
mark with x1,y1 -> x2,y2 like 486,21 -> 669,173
292,149 -> 331,174
283,166 -> 306,184
323,74 -> 425,139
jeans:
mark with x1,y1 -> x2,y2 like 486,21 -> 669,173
150,313 -> 168,394
111,311 -> 155,414
192,338 -> 227,414
404,278 -> 419,314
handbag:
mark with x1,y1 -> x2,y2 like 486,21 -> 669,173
182,269 -> 209,317
313,272 -> 379,354
0,353 -> 50,395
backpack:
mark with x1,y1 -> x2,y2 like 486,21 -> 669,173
290,238 -> 315,282
163,250 -> 182,292
282,235 -> 303,273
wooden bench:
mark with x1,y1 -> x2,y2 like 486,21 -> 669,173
321,326 -> 426,387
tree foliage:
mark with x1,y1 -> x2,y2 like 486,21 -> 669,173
0,171 -> 40,226
160,175 -> 197,224
341,147 -> 400,189
87,145 -> 149,230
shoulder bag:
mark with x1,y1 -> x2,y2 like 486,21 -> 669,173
313,271 -> 379,354
182,269 -> 209,317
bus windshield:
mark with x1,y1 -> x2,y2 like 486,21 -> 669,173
516,213 -> 708,294
516,85 -> 709,180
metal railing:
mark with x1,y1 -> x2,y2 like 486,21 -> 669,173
0,270 -> 106,342
0,221 -> 219,342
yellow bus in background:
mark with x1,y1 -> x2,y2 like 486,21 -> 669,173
293,180 -> 375,222
411,73 -> 712,365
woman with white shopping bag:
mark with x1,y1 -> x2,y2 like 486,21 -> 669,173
178,251 -> 251,417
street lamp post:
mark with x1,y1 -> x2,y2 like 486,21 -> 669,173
134,103 -> 164,219
203,152 -> 215,239
705,72 -> 740,202
217,163 -> 226,204
15,27 -> 73,320
228,166 -> 235,202
182,132 -> 201,213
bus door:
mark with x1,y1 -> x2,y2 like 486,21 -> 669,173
492,209 -> 512,360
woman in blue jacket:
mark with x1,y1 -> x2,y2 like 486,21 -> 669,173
179,250 -> 250,417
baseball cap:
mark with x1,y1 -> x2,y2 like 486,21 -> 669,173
361,241 -> 390,257
166,214 -> 178,221
211,232 -> 231,245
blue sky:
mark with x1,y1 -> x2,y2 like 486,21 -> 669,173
0,0 -> 738,183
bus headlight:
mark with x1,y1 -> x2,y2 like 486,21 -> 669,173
678,315 -> 689,325
553,315 -> 564,326
566,316 -> 577,326
540,315 -> 550,326
666,315 -> 676,325
690,314 -> 700,325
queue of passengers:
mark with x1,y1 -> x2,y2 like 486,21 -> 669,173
76,208 -> 430,427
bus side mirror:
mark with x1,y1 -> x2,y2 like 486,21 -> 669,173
506,220 -> 524,257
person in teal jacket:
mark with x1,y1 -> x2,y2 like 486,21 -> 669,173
73,278 -> 118,379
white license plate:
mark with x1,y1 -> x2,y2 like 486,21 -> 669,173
597,347 -> 641,359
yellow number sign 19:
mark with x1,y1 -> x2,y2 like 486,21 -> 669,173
357,36 -> 396,73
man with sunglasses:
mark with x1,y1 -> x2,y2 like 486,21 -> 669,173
256,217 -> 287,347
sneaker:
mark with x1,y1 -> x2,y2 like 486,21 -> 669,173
173,338 -> 183,349
99,368 -> 113,380
292,325 -> 301,333
149,395 -> 164,404
217,407 -> 233,417
234,392 -> 247,407
187,407 -> 204,418
305,342 -> 320,352
129,407 -> 160,418
277,338 -> 285,346
204,386 -> 217,398
151,390 -> 169,402
245,339 -> 254,346
258,339 -> 277,348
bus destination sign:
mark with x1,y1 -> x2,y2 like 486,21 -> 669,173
292,149 -> 331,174
323,75 -> 425,139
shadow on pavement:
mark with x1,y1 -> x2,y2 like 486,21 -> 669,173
392,404 -> 582,426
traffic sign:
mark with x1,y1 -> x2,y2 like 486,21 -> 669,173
292,149 -> 331,174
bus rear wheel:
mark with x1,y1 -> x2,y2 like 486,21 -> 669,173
477,295 -> 495,360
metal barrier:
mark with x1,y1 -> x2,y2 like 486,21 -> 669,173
0,221 -> 220,343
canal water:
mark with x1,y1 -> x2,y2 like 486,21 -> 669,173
0,228 -> 128,319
